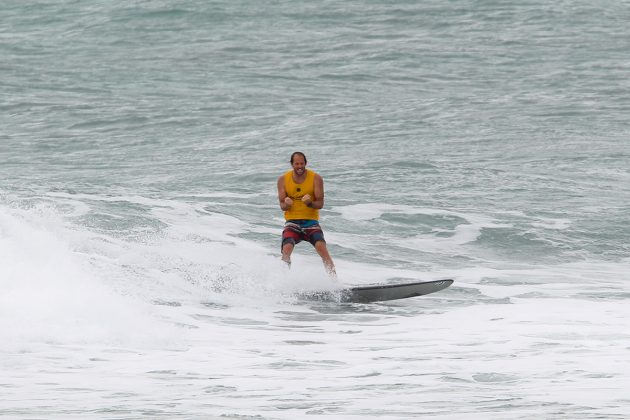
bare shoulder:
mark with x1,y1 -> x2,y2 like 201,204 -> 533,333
313,172 -> 324,190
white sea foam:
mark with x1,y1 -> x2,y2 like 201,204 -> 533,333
333,203 -> 512,254
1,199 -> 629,419
0,205 -> 178,351
531,217 -> 572,230
333,203 -> 462,222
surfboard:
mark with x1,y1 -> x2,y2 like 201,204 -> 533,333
300,279 -> 453,303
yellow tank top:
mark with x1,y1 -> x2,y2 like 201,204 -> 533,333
284,169 -> 319,220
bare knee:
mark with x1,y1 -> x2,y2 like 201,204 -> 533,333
282,242 -> 294,258
314,240 -> 327,253
314,240 -> 334,262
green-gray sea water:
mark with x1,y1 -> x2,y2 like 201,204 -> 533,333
2,1 -> 629,418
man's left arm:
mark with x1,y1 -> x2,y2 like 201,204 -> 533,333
303,174 -> 324,209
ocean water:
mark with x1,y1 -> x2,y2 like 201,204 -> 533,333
2,0 -> 629,418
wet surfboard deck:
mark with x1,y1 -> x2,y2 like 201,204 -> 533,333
299,279 -> 454,303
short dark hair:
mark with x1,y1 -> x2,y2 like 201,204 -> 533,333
290,151 -> 307,164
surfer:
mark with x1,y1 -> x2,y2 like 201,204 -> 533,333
277,152 -> 336,277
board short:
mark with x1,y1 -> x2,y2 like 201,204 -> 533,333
281,219 -> 325,248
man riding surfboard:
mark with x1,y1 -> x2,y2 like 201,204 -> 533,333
277,152 -> 336,277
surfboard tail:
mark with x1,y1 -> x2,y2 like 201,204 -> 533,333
342,279 -> 453,303
298,279 -> 454,303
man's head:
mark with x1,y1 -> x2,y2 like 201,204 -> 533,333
290,152 -> 307,175
290,152 -> 307,165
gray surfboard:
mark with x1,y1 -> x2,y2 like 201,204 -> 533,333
301,279 -> 453,303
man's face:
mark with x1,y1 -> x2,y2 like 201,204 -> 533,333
291,155 -> 306,175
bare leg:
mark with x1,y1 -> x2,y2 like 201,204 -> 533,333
314,240 -> 336,278
281,242 -> 294,267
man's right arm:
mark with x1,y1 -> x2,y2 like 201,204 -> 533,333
277,176 -> 292,210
